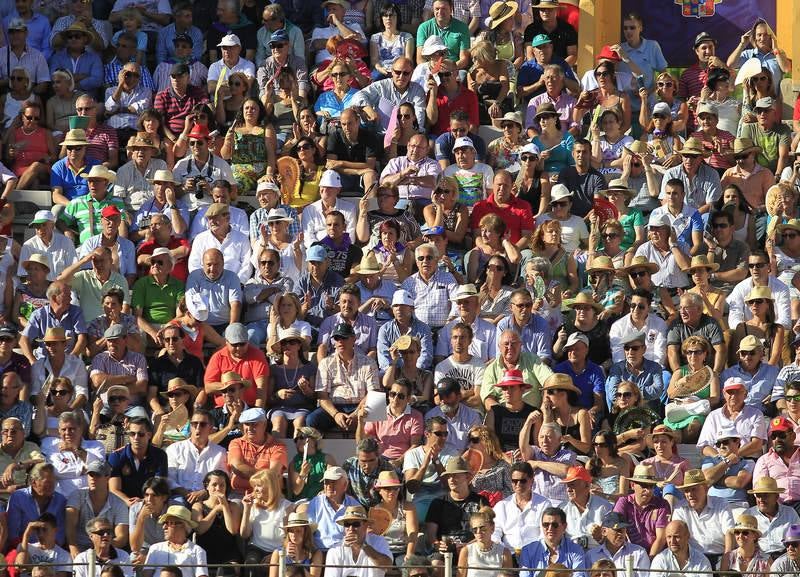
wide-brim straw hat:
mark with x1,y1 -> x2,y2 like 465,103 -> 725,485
683,254 -> 719,274
160,377 -> 198,399
676,468 -> 708,490
620,256 -> 659,276
128,131 -> 160,151
283,511 -> 314,529
62,129 -> 90,147
567,292 -> 603,313
599,178 -> 635,199
778,219 -> 800,234
732,137 -> 762,156
158,505 -> 198,529
336,505 -> 371,525
488,0 -> 518,29
541,373 -> 581,396
272,327 -> 309,354
374,470 -> 403,488
148,169 -> 179,184
353,252 -> 382,275
745,285 -> 773,302
22,253 -> 50,272
626,464 -> 659,485
585,256 -> 616,275
680,136 -> 712,158
732,514 -> 761,536
747,476 -> 785,494
80,165 -> 117,183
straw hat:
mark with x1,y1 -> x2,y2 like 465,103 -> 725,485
732,514 -> 761,536
534,102 -> 559,121
646,423 -> 680,446
732,137 -> 762,156
220,371 -> 251,390
683,254 -> 719,274
747,477 -> 785,494
778,219 -> 800,234
336,505 -> 370,525
148,169 -> 179,184
487,0 -> 517,29
626,464 -> 659,485
624,140 -> 649,156
271,327 -> 308,354
62,129 -> 90,147
585,256 -> 616,275
680,137 -> 712,157
541,373 -> 581,396
160,377 -> 198,399
676,468 -> 707,490
567,292 -> 603,312
283,511 -> 313,529
745,285 -> 773,302
353,253 -> 382,275
80,165 -> 117,183
128,132 -> 159,150
21,253 -> 50,272
158,505 -> 198,529
621,255 -> 659,275
374,470 -> 403,488
41,327 -> 67,342
599,179 -> 635,199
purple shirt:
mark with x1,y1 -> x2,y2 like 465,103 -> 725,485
89,351 -> 148,406
613,494 -> 670,551
531,445 -> 576,505
525,90 -> 578,133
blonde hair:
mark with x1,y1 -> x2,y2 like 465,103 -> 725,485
530,219 -> 562,252
250,468 -> 283,510
612,380 -> 643,414
470,40 -> 496,63
469,506 -> 496,526
467,425 -> 505,462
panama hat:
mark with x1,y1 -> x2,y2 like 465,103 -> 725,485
778,219 -> 800,234
626,464 -> 658,485
683,254 -> 719,274
676,468 -> 708,490
353,253 -> 382,275
374,470 -> 403,488
748,476 -> 785,494
732,137 -> 762,157
585,256 -> 616,275
336,505 -> 370,525
599,179 -> 635,198
487,0 -> 517,29
62,129 -> 90,147
283,511 -> 313,529
732,514 -> 761,536
80,165 -> 116,183
160,377 -> 198,399
680,137 -> 711,157
541,373 -> 581,396
158,505 -> 198,529
621,255 -> 659,275
745,286 -> 773,303
127,132 -> 159,150
148,169 -> 179,184
21,253 -> 50,272
567,292 -> 603,313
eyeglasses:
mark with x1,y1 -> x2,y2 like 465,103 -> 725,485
52,389 -> 71,396
602,233 -> 619,239
629,270 -> 649,279
542,522 -> 561,529
747,299 -> 767,305
739,350 -> 758,357
770,432 -> 788,440
630,303 -> 647,310
297,143 -> 315,151
656,81 -> 674,88
623,344 -> 643,351
685,349 -> 705,356
392,69 -> 412,77
398,113 -> 413,119
92,529 -> 112,537
66,146 -> 84,151
342,521 -> 362,529
711,222 -> 730,229
431,431 -> 448,437
388,391 -> 407,400
151,259 -> 167,266
520,155 -> 537,162
510,477 -> 529,484
163,336 -> 181,343
23,115 -> 39,121
108,395 -> 128,403
416,255 -> 436,262
190,421 -> 210,428
330,72 -> 348,78
595,70 -> 611,77
468,436 -> 481,444
615,391 -> 633,399
189,140 -> 205,147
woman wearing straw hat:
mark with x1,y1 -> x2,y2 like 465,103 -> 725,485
152,378 -> 197,448
728,286 -> 784,367
591,178 -> 644,256
369,470 -> 418,562
11,253 -> 50,328
268,511 -> 323,577
684,255 -> 727,330
487,112 -> 527,172
485,1 -> 522,67
719,514 -> 770,575
584,255 -> 623,319
268,327 -> 317,437
531,102 -> 575,175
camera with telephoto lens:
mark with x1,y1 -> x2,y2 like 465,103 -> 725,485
140,215 -> 152,229
194,183 -> 204,199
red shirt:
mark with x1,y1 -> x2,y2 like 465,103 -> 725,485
470,194 -> 534,244
793,93 -> 800,122
205,344 -> 269,407
558,4 -> 580,31
137,236 -> 191,282
435,88 -> 479,136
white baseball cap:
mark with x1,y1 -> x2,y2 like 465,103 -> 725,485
217,33 -> 241,47
421,36 -> 447,56
391,289 -> 415,307
453,137 -> 475,151
319,169 -> 342,188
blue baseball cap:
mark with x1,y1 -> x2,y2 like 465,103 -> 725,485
421,224 -> 445,237
269,29 -> 289,45
307,244 -> 328,262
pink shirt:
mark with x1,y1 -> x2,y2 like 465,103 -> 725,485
363,406 -> 424,460
753,448 -> 800,503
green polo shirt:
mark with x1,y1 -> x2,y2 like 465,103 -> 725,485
417,17 -> 470,62
71,270 -> 130,323
481,352 -> 554,409
61,195 -> 128,244
131,275 -> 185,324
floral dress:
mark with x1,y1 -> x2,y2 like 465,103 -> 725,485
231,129 -> 268,193
488,137 -> 526,172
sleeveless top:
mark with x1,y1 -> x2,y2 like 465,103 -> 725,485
381,504 -> 408,554
490,404 -> 534,452
542,248 -> 569,290
443,203 -> 465,247
232,130 -> 268,165
196,502 -> 242,563
516,172 -> 543,212
733,213 -> 751,243
466,542 -> 506,577
722,549 -> 771,576
595,474 -> 620,496
291,452 -> 328,500
372,244 -> 406,283
11,126 -> 49,174
495,38 -> 515,63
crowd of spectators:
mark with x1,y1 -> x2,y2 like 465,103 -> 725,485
0,2 -> 798,577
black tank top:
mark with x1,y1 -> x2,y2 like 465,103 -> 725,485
490,404 -> 534,452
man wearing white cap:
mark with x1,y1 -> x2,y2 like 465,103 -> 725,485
376,289 -> 434,371
301,169 -> 357,249
207,33 -> 255,100
443,136 -> 494,209
634,212 -> 691,289
18,211 -> 77,281
301,465 -> 360,551
249,180 -> 301,246
434,284 -> 495,364
129,168 -> 190,243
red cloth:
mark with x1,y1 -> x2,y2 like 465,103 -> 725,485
204,344 -> 269,407
228,437 -> 288,491
434,88 -> 480,135
9,126 -> 48,176
470,194 -> 535,244
558,4 -> 580,31
137,236 -> 191,282
794,93 -> 800,122
313,59 -> 371,91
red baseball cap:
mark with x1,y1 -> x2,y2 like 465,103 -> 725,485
596,45 -> 622,63
770,416 -> 794,433
101,205 -> 121,219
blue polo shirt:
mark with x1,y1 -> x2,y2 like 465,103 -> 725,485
554,360 -> 605,409
7,487 -> 67,546
21,304 -> 87,361
518,56 -> 577,96
107,443 -> 168,499
51,158 -> 101,201
306,492 -> 360,551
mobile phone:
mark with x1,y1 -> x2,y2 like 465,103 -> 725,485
636,75 -> 646,90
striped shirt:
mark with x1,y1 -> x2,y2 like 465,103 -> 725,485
400,270 -> 458,329
61,194 -> 128,243
153,61 -> 207,93
85,124 -> 119,165
103,57 -> 157,91
153,85 -> 209,135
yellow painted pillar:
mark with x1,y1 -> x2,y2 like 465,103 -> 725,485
578,0 -> 621,73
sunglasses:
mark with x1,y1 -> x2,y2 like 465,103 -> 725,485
739,350 -> 758,357
166,391 -> 187,398
163,337 -> 181,343
392,69 -> 412,77
685,349 -> 705,355
66,146 -> 84,151
387,391 -> 407,400
270,42 -> 287,48
51,389 -> 71,396
92,529 -> 112,537
542,522 -> 561,529
770,432 -> 788,440
342,521 -> 362,528
108,395 -> 128,403
602,233 -> 619,239
189,140 -> 206,147
630,302 -> 647,310
520,154 -> 537,162
545,389 -> 566,395
656,81 -> 674,88
595,70 -> 611,77
23,115 -> 39,121
416,255 -> 436,262
260,260 -> 277,266
747,299 -> 767,305
748,262 -> 766,269
510,477 -> 529,484
433,187 -> 450,195
629,270 -> 648,278
297,143 -> 315,151
190,421 -> 210,428
330,72 -> 348,78
615,391 -> 633,399
431,431 -> 448,437
551,200 -> 569,207
623,344 -> 643,351
468,436 -> 481,444
151,259 -> 167,266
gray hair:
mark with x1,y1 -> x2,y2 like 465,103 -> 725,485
543,64 -> 564,78
30,462 -> 55,481
680,292 -> 703,308
356,437 -> 380,454
85,516 -> 111,534
414,242 -> 439,260
46,282 -> 69,300
58,411 -> 84,429
539,422 -> 562,438
527,257 -> 551,276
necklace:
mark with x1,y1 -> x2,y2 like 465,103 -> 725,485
21,125 -> 36,136
282,362 -> 301,387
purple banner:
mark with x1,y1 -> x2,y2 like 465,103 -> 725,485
619,0 -> 777,68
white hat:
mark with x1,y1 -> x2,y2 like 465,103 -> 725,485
648,212 -> 671,228
217,33 -> 241,47
256,180 -> 280,194
323,466 -> 346,481
565,333 -> 589,349
450,284 -> 479,301
266,208 -> 293,222
29,210 -> 55,226
319,169 -> 342,188
520,142 -> 541,156
391,289 -> 415,307
453,137 -> 475,151
421,36 -> 447,56
150,247 -> 173,263
550,184 -> 572,203
186,289 -> 209,322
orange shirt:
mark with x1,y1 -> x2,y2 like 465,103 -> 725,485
228,436 -> 288,491
204,344 -> 270,407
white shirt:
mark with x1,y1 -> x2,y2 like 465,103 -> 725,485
609,313 -> 668,365
650,546 -> 712,577
634,240 -> 690,288
30,354 -> 89,398
208,57 -> 256,83
323,533 -> 391,577
144,540 -> 208,577
172,154 -> 236,212
491,490 -> 550,550
165,439 -> 228,492
435,316 -> 496,362
188,228 -> 253,284
561,495 -> 612,549
726,276 -> 792,330
18,232 -> 77,281
301,198 -> 358,249
43,440 -> 106,498
671,496 -> 735,554
247,498 -> 293,552
586,542 -> 650,577
697,405 -> 767,450
74,548 -> 132,577
189,204 -> 249,240
535,214 -> 589,254
746,503 -> 800,553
